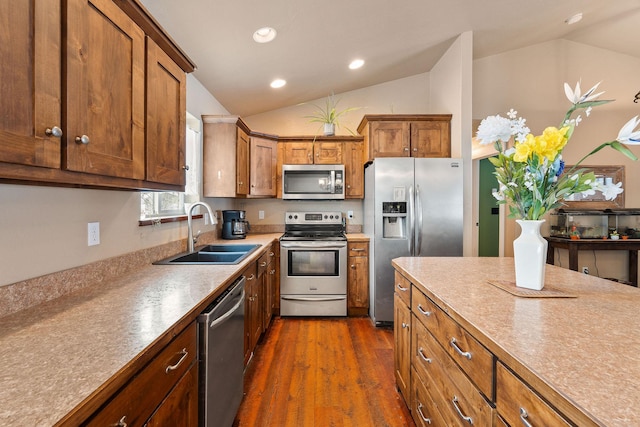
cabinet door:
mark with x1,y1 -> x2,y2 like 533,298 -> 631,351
283,141 -> 314,164
145,363 -> 198,427
249,137 -> 277,196
236,128 -> 250,195
243,264 -> 257,366
314,142 -> 342,164
370,121 -> 410,157
146,37 -> 187,185
65,0 -> 145,179
411,121 -> 450,158
394,293 -> 411,404
0,0 -> 61,168
343,142 -> 364,198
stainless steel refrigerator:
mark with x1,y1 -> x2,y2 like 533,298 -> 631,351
364,157 -> 463,325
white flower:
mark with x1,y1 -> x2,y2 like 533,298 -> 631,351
476,115 -> 512,145
585,107 -> 592,117
507,109 -> 518,119
617,116 -> 640,144
564,81 -> 604,104
598,181 -> 624,200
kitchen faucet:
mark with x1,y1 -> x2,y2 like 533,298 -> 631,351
187,202 -> 217,252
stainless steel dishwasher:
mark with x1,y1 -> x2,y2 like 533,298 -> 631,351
198,276 -> 245,427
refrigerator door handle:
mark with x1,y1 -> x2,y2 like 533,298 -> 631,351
408,184 -> 415,255
415,184 -> 423,256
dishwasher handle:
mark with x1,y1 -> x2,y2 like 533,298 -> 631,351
209,289 -> 245,329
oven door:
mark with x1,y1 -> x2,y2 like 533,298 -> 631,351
280,240 -> 347,295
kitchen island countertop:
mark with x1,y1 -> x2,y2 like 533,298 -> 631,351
0,233 -> 281,426
392,256 -> 640,426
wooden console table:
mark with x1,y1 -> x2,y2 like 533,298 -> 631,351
545,236 -> 640,286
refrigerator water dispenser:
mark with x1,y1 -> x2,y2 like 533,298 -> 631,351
382,202 -> 407,238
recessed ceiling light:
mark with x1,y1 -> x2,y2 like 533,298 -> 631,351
270,79 -> 286,88
565,13 -> 583,25
349,59 -> 365,70
253,27 -> 277,43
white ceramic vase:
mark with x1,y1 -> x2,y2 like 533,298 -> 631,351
513,219 -> 548,290
323,123 -> 335,136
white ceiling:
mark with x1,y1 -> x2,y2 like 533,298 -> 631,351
139,0 -> 640,117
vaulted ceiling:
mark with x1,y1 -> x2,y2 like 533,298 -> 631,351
139,0 -> 640,117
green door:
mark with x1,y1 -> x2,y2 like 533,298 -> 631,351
479,158 -> 499,256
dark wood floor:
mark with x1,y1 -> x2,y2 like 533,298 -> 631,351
235,317 -> 415,427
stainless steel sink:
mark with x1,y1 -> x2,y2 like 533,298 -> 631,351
153,243 -> 261,265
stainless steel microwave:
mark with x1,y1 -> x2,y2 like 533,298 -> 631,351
282,164 -> 345,200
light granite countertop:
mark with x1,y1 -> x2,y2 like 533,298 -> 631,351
0,233 -> 281,426
392,256 -> 640,427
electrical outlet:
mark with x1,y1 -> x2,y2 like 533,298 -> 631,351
582,266 -> 589,274
259,210 -> 265,220
347,210 -> 354,219
88,222 -> 100,246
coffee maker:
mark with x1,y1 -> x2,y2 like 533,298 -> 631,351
222,210 -> 249,239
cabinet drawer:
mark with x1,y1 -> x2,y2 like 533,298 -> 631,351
348,241 -> 369,257
258,250 -> 269,276
411,367 -> 447,427
412,286 -> 494,400
497,363 -> 572,427
412,317 -> 494,427
86,323 -> 197,426
394,271 -> 411,307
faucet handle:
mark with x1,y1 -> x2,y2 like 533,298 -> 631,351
193,230 -> 202,244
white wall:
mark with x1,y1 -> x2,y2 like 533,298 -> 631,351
0,76 -> 229,287
429,31 -> 474,256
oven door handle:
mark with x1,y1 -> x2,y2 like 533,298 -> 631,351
280,241 -> 347,249
281,296 -> 347,302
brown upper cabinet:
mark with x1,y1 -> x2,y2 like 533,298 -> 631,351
281,140 -> 343,164
0,0 -> 194,191
357,114 -> 452,162
203,116 -> 278,198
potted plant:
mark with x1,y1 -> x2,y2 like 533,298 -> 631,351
303,93 -> 360,136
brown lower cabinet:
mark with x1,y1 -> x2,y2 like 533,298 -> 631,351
83,323 -> 198,426
394,268 -> 587,426
244,241 -> 279,366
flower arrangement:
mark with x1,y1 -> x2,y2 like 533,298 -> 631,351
476,81 -> 640,220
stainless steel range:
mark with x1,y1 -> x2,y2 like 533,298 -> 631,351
280,211 -> 347,316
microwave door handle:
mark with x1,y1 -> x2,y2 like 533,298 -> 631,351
330,170 -> 335,194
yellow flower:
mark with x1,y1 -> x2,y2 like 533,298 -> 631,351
535,126 -> 569,160
513,134 -> 535,162
512,126 -> 569,163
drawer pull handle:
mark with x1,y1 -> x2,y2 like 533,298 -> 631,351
450,337 -> 472,360
417,347 -> 432,364
396,283 -> 408,292
260,261 -> 267,267
351,248 -> 365,252
116,415 -> 128,427
519,408 -> 533,427
451,396 -> 473,424
416,402 -> 432,424
165,348 -> 188,374
417,304 -> 432,317
247,274 -> 255,281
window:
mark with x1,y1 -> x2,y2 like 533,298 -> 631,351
140,113 -> 201,221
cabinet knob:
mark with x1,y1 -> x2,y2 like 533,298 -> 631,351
347,185 -> 351,189
413,148 -> 418,152
75,135 -> 90,144
404,147 -> 409,151
350,264 -> 356,269
182,165 -> 190,171
116,416 -> 128,427
45,126 -> 63,138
